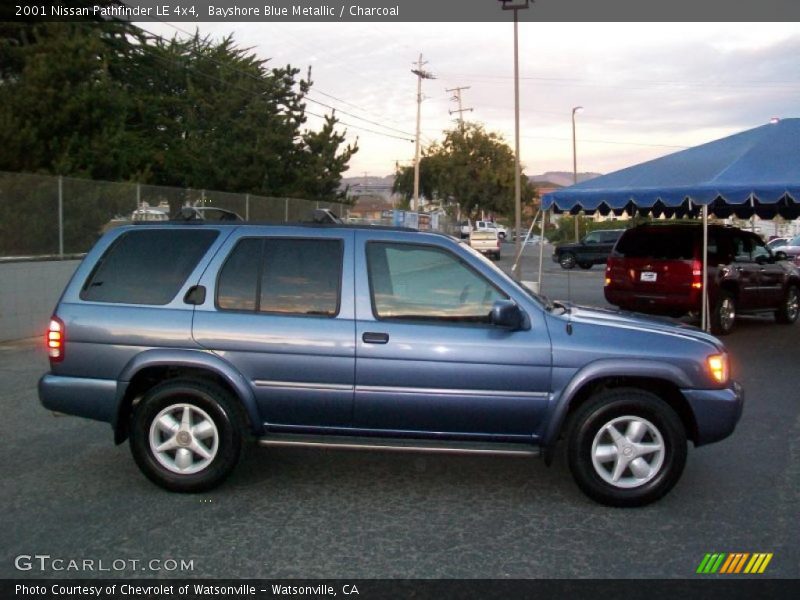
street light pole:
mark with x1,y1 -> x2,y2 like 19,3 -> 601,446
498,0 -> 530,281
572,105 -> 583,242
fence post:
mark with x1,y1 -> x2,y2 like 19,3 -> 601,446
136,182 -> 141,211
245,194 -> 250,221
284,198 -> 289,222
58,175 -> 64,258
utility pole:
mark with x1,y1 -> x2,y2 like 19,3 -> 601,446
411,54 -> 435,212
446,86 -> 473,129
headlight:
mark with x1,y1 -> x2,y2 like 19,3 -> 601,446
707,353 -> 729,384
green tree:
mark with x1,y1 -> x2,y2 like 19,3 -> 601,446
0,22 -> 144,180
0,23 -> 357,198
392,123 -> 536,218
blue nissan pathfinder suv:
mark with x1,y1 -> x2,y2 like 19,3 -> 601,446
39,222 -> 743,506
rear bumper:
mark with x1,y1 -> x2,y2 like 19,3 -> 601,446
39,374 -> 118,424
605,288 -> 701,314
682,381 -> 744,446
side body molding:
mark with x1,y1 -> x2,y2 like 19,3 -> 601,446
114,349 -> 261,436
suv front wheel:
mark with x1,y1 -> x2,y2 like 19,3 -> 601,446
559,252 -> 576,269
130,379 -> 243,492
567,389 -> 687,507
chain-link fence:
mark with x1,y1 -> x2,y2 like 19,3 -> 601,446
0,171 -> 457,259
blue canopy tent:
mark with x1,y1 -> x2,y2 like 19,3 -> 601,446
539,118 -> 800,329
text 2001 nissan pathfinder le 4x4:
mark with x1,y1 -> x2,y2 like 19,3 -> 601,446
39,222 -> 743,507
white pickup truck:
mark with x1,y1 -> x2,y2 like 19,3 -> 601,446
475,220 -> 507,239
469,229 -> 501,260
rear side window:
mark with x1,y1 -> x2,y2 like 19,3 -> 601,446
614,228 -> 696,260
81,229 -> 218,305
217,238 -> 342,317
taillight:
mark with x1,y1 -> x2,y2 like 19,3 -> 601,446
604,265 -> 611,286
691,259 -> 703,290
47,317 -> 64,362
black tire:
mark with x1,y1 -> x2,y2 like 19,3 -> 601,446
775,284 -> 799,324
567,388 -> 687,507
130,379 -> 243,493
578,262 -> 593,270
560,253 -> 576,270
710,290 -> 736,335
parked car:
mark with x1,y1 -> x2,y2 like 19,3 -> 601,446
770,234 -> 800,267
459,219 -> 472,239
469,229 -> 502,260
40,222 -> 743,507
765,236 -> 790,251
553,229 -> 626,270
605,223 -> 800,334
475,220 -> 508,240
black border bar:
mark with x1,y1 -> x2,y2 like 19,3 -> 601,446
6,0 -> 800,22
5,579 -> 800,600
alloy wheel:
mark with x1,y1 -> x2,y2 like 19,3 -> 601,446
148,403 -> 220,475
590,415 -> 665,489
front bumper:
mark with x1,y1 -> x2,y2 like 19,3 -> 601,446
39,373 -> 118,424
682,380 -> 744,446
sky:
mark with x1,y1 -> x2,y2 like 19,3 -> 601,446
140,20 -> 800,179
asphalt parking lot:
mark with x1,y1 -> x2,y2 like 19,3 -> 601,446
1,243 -> 798,579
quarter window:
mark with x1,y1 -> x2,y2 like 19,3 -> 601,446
366,243 -> 507,322
81,229 -> 218,305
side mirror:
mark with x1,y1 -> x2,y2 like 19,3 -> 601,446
774,251 -> 787,261
490,300 -> 524,330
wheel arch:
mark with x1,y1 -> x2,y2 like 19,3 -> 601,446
113,350 -> 260,445
542,364 -> 699,464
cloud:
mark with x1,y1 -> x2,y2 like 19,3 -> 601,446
138,21 -> 800,176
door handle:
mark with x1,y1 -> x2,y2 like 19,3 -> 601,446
362,332 -> 389,344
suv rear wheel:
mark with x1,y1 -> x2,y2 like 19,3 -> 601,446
559,252 -> 576,269
130,379 -> 243,492
710,290 -> 736,335
775,284 -> 799,324
567,388 -> 687,507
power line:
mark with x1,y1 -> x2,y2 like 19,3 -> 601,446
140,20 -> 416,139
127,25 -> 415,143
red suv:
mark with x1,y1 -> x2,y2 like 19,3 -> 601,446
604,224 -> 800,334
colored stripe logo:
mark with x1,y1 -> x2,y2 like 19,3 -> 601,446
696,553 -> 773,574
